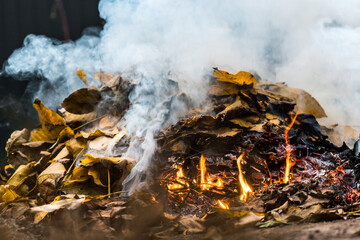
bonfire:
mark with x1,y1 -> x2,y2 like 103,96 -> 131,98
1,67 -> 360,239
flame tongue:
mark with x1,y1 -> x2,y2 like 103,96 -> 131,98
218,200 -> 229,209
168,165 -> 187,190
200,155 -> 224,190
215,178 -> 224,189
200,154 -> 213,190
237,153 -> 252,201
200,154 -> 207,190
283,111 -> 299,184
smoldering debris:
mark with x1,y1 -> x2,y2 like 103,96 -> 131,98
1,68 -> 360,239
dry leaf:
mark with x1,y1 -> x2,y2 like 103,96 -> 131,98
88,136 -> 113,151
216,96 -> 251,120
80,154 -> 124,167
272,204 -> 323,224
213,69 -> 257,87
179,216 -> 205,234
208,81 -> 241,96
61,109 -> 97,123
235,211 -> 265,227
53,146 -> 70,161
88,166 -> 107,187
61,88 -> 101,115
76,69 -> 88,86
37,162 -> 66,185
32,195 -> 85,224
30,99 -> 70,141
258,81 -> 326,118
69,166 -> 91,182
0,186 -> 21,203
75,130 -> 106,139
94,71 -> 121,88
6,162 -> 35,189
200,127 -> 240,138
0,162 -> 36,202
5,128 -> 29,154
65,138 -> 86,156
60,181 -> 106,195
230,119 -> 253,128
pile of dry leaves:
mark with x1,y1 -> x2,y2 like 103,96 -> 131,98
0,68 -> 360,239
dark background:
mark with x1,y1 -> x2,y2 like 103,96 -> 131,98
0,0 -> 102,161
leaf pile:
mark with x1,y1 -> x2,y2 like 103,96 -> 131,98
0,71 -> 135,222
1,68 -> 360,239
156,68 -> 360,226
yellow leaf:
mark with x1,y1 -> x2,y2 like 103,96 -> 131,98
76,69 -> 88,86
7,162 -> 35,188
33,98 -> 66,126
230,119 -> 253,128
65,138 -> 86,156
4,164 -> 14,171
218,208 -> 265,218
76,69 -> 97,89
30,126 -> 64,142
80,154 -> 124,167
33,195 -> 61,224
69,166 -> 90,182
58,126 -> 75,140
0,162 -> 36,203
0,186 -> 21,203
213,69 -> 257,87
88,166 -> 106,187
79,154 -> 99,166
74,130 -> 105,140
30,99 -> 67,141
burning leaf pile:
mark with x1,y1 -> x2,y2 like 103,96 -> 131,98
1,68 -> 360,239
157,69 -> 360,224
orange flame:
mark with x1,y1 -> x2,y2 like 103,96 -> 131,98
237,153 -> 252,201
215,178 -> 224,189
200,155 -> 211,190
283,111 -> 299,184
218,200 -> 229,209
168,165 -> 187,190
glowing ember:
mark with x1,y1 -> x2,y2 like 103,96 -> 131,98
217,200 -> 229,209
215,178 -> 224,189
168,165 -> 187,190
237,153 -> 252,201
283,111 -> 299,184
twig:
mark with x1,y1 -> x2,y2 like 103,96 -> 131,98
108,169 -> 111,198
61,144 -> 88,184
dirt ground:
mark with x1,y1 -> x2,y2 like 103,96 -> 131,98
228,218 -> 360,240
3,216 -> 360,240
176,218 -> 360,240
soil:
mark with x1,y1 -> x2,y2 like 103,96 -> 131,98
3,217 -> 360,240
177,218 -> 360,240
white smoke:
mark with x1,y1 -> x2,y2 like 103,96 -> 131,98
4,31 -> 102,109
3,0 -> 360,191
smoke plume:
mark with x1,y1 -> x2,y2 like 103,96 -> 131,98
3,0 -> 360,191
